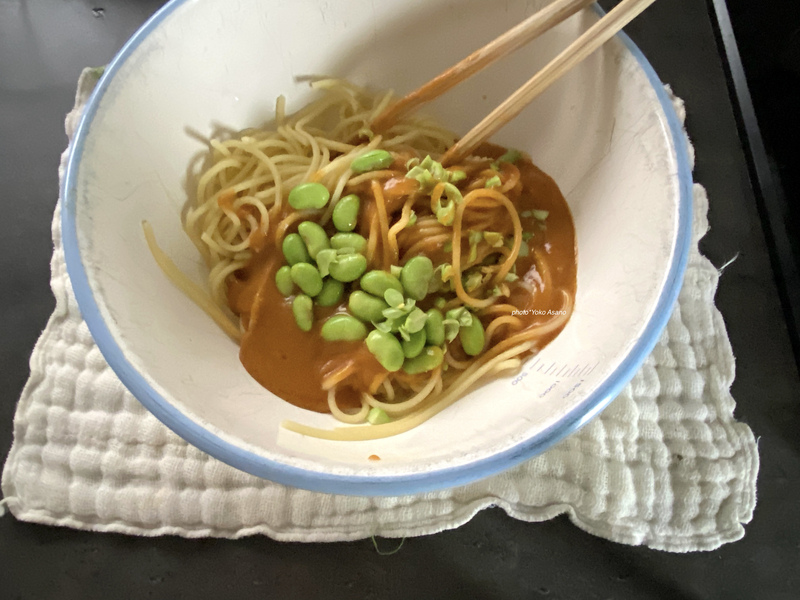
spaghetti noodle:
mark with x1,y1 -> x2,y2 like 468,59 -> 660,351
145,79 -> 577,440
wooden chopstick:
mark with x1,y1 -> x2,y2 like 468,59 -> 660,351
370,0 -> 595,133
440,0 -> 658,165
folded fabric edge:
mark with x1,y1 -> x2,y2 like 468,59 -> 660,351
3,492 -> 749,553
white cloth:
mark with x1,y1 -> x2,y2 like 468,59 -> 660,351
1,69 -> 758,552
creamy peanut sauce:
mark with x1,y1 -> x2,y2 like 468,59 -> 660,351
227,144 -> 577,413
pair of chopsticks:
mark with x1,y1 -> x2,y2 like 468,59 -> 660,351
371,0 -> 658,166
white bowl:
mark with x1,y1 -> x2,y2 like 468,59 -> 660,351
63,0 -> 692,495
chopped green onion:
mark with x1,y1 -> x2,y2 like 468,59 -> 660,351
390,265 -> 403,278
367,407 -> 391,425
430,161 -> 447,183
522,232 -> 534,242
443,241 -> 453,253
406,155 -> 451,192
449,170 -> 467,183
436,201 -> 455,226
408,168 -> 433,190
490,162 -> 499,171
432,183 -> 463,227
505,272 -> 519,282
532,209 -> 549,220
520,210 -> 534,218
443,183 -> 463,203
440,263 -> 454,282
434,297 -> 447,309
405,211 -> 417,228
485,175 -> 501,188
468,230 -> 482,263
483,231 -> 504,247
518,241 -> 529,257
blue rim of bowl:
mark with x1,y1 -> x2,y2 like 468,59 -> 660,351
62,1 -> 693,496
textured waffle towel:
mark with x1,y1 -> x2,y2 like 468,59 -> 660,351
1,69 -> 758,552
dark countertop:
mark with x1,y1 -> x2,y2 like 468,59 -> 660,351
1,1 -> 798,598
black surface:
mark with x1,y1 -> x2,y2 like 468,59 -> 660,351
1,1 -> 799,599
726,0 -> 800,268
709,0 -> 800,371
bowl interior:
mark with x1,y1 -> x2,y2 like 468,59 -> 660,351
66,0 -> 686,492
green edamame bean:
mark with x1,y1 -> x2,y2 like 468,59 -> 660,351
366,330 -> 404,372
297,221 -> 330,260
400,256 -> 434,300
348,290 -> 389,322
315,278 -> 344,307
330,233 -> 367,254
292,294 -> 314,332
321,314 -> 368,341
328,253 -> 367,282
288,182 -> 330,210
290,263 -> 323,297
360,270 -> 403,298
402,329 -> 426,358
332,194 -> 360,232
403,346 -> 444,375
282,233 -> 310,265
351,149 -> 393,174
275,265 -> 294,296
424,308 -> 445,346
459,315 -> 485,356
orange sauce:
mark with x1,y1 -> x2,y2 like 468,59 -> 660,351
227,244 -> 383,412
226,145 -> 576,413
